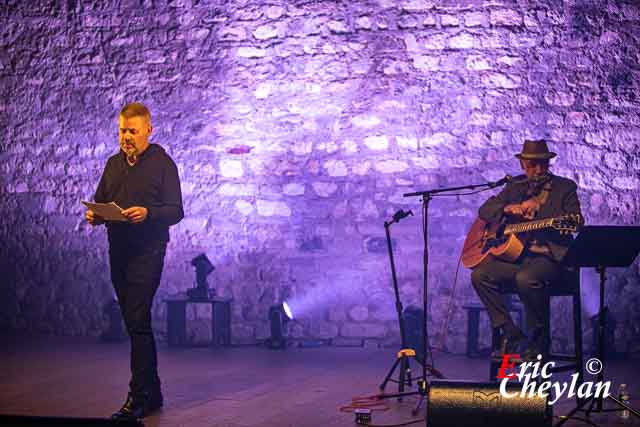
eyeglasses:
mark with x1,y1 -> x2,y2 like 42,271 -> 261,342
521,159 -> 550,168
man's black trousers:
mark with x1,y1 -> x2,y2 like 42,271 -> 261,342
471,254 -> 562,349
109,239 -> 166,397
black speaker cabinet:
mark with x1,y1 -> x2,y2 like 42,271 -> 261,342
0,415 -> 142,426
427,380 -> 552,427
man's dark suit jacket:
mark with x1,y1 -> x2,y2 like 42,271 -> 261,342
477,174 -> 582,263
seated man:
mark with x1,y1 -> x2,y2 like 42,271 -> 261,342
470,139 -> 582,360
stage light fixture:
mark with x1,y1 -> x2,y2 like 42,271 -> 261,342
282,301 -> 294,320
267,302 -> 292,349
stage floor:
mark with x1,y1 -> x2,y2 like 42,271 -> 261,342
1,335 -> 637,426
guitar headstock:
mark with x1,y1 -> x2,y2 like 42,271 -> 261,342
551,214 -> 584,235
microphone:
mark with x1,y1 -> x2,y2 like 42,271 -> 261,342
391,209 -> 414,224
489,175 -> 513,188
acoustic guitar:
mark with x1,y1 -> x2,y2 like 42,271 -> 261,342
461,214 -> 582,268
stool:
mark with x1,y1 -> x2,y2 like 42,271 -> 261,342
489,268 -> 584,389
164,295 -> 232,347
463,295 -> 524,358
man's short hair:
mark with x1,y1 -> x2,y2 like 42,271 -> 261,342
120,102 -> 151,121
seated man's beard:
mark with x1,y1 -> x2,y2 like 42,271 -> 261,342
526,172 -> 552,197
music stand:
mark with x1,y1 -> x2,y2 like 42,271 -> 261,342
556,226 -> 640,426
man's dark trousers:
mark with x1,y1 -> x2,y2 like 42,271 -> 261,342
471,254 -> 562,348
109,238 -> 166,398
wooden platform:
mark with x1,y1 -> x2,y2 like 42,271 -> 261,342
1,335 -> 637,426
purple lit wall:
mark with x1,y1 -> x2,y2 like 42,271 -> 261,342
1,0 -> 639,354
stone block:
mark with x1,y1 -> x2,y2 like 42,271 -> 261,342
340,322 -> 387,338
413,55 -> 440,71
324,159 -> 348,177
440,14 -> 459,27
374,160 -> 408,174
423,132 -> 455,147
612,176 -> 640,191
365,236 -> 391,254
253,24 -> 278,40
351,114 -> 381,128
311,321 -> 339,339
283,183 -> 305,196
449,33 -> 476,49
401,0 -> 435,12
218,183 -> 256,197
491,9 -> 522,27
331,337 -> 363,347
604,152 -> 629,170
483,73 -> 521,89
256,200 -> 291,217
235,200 -> 254,216
219,159 -> 244,178
237,47 -> 267,58
356,16 -> 372,30
464,11 -> 487,27
398,15 -> 419,29
396,136 -> 418,150
266,5 -> 284,19
328,306 -> 347,322
312,182 -> 338,197
327,20 -> 349,34
545,91 -> 575,107
349,305 -> 369,322
466,55 -> 491,70
364,135 -> 389,151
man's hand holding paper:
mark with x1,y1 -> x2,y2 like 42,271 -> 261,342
85,209 -> 105,226
121,206 -> 148,223
82,201 -> 128,223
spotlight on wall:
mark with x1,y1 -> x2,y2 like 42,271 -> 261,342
282,301 -> 294,320
267,302 -> 293,349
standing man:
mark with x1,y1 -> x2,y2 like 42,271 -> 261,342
85,102 -> 183,419
470,140 -> 582,361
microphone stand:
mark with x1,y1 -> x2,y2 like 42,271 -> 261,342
401,177 -> 511,415
378,213 -> 415,398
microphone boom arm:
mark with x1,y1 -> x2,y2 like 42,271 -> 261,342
403,175 -> 514,198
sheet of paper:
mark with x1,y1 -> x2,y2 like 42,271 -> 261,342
82,201 -> 128,222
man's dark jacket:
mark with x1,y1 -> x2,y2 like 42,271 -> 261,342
477,174 -> 582,263
94,144 -> 183,245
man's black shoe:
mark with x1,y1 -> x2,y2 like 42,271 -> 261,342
147,389 -> 163,412
522,346 -> 548,363
111,392 -> 163,420
492,331 -> 526,358
111,394 -> 143,420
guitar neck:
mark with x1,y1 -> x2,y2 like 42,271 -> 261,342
504,218 -> 556,235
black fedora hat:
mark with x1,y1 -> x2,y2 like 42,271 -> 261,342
515,139 -> 556,160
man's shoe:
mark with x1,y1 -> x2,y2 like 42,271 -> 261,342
111,392 -> 163,420
522,346 -> 548,362
492,331 -> 526,358
146,389 -> 163,412
112,394 -> 144,420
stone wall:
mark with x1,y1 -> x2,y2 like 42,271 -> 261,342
1,0 -> 639,355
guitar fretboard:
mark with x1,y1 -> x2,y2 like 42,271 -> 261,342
504,218 -> 556,235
